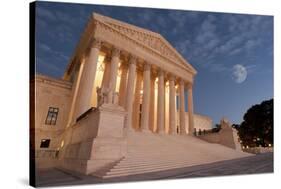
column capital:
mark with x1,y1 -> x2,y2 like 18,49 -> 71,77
158,68 -> 164,76
186,82 -> 193,89
168,74 -> 176,81
104,56 -> 111,63
179,78 -> 185,85
111,47 -> 121,57
143,63 -> 151,71
91,38 -> 102,49
129,55 -> 137,65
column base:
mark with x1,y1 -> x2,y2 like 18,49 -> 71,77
156,131 -> 166,135
141,129 -> 153,134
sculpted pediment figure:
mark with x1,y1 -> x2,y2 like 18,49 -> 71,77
93,13 -> 196,74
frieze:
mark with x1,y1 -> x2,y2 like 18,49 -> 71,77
96,20 -> 194,74
107,22 -> 180,63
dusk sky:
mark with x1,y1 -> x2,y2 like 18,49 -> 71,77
35,1 -> 273,125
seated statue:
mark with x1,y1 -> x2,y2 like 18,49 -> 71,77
96,86 -> 110,107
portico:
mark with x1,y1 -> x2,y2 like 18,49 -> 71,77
65,13 -> 197,135
54,12 -> 202,175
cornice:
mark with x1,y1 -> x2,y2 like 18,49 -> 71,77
96,20 -> 196,76
35,74 -> 72,90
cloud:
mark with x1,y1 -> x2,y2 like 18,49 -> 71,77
246,64 -> 258,75
204,39 -> 220,50
38,43 -> 69,61
35,3 -> 272,79
38,43 -> 51,52
36,6 -> 56,21
229,48 -> 242,56
244,39 -> 261,50
173,13 -> 272,75
36,57 -> 62,74
195,15 -> 217,44
209,63 -> 229,73
214,35 -> 244,54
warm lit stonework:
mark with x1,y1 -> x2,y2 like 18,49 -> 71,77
32,13 -> 251,177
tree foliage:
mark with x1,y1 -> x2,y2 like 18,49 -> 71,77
238,99 -> 273,147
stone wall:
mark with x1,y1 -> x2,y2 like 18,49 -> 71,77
60,103 -> 127,174
184,113 -> 213,133
33,74 -> 72,152
197,119 -> 242,150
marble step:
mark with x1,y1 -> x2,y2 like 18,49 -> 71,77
104,161 -> 208,178
116,156 -> 194,166
126,151 -> 187,155
126,148 -> 190,153
111,158 -> 207,171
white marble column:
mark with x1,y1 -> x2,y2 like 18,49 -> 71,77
67,59 -> 85,127
149,75 -> 155,131
179,79 -> 186,135
75,38 -> 101,118
124,56 -> 137,130
157,69 -> 165,134
187,83 -> 195,134
133,72 -> 142,130
118,64 -> 128,107
169,75 -> 176,134
108,47 -> 120,104
101,57 -> 111,89
101,57 -> 111,103
141,63 -> 151,131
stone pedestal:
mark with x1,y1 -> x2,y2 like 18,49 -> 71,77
61,103 -> 127,175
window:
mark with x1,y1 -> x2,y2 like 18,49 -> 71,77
40,139 -> 50,148
45,107 -> 59,125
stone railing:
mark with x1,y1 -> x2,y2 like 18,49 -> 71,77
193,127 -> 221,136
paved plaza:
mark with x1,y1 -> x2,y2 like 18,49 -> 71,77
36,152 -> 273,187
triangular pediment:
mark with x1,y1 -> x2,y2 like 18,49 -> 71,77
93,13 -> 196,74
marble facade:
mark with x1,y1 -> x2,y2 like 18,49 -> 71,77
32,13 -> 219,174
64,13 -> 197,135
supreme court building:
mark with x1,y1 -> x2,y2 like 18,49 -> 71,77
32,13 -> 244,177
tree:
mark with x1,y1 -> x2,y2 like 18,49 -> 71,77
238,99 -> 273,147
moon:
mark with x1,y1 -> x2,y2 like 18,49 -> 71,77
232,64 -> 247,83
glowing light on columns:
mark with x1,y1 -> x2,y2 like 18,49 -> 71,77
91,54 -> 105,107
153,77 -> 158,132
165,82 -> 169,133
115,61 -> 122,92
155,77 -> 159,83
60,140 -> 65,148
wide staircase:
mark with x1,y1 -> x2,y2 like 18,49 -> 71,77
93,131 -> 251,178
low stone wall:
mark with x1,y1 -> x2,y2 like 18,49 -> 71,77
184,113 -> 213,133
197,119 -> 242,150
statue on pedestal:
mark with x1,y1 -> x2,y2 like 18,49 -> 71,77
96,86 -> 109,107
